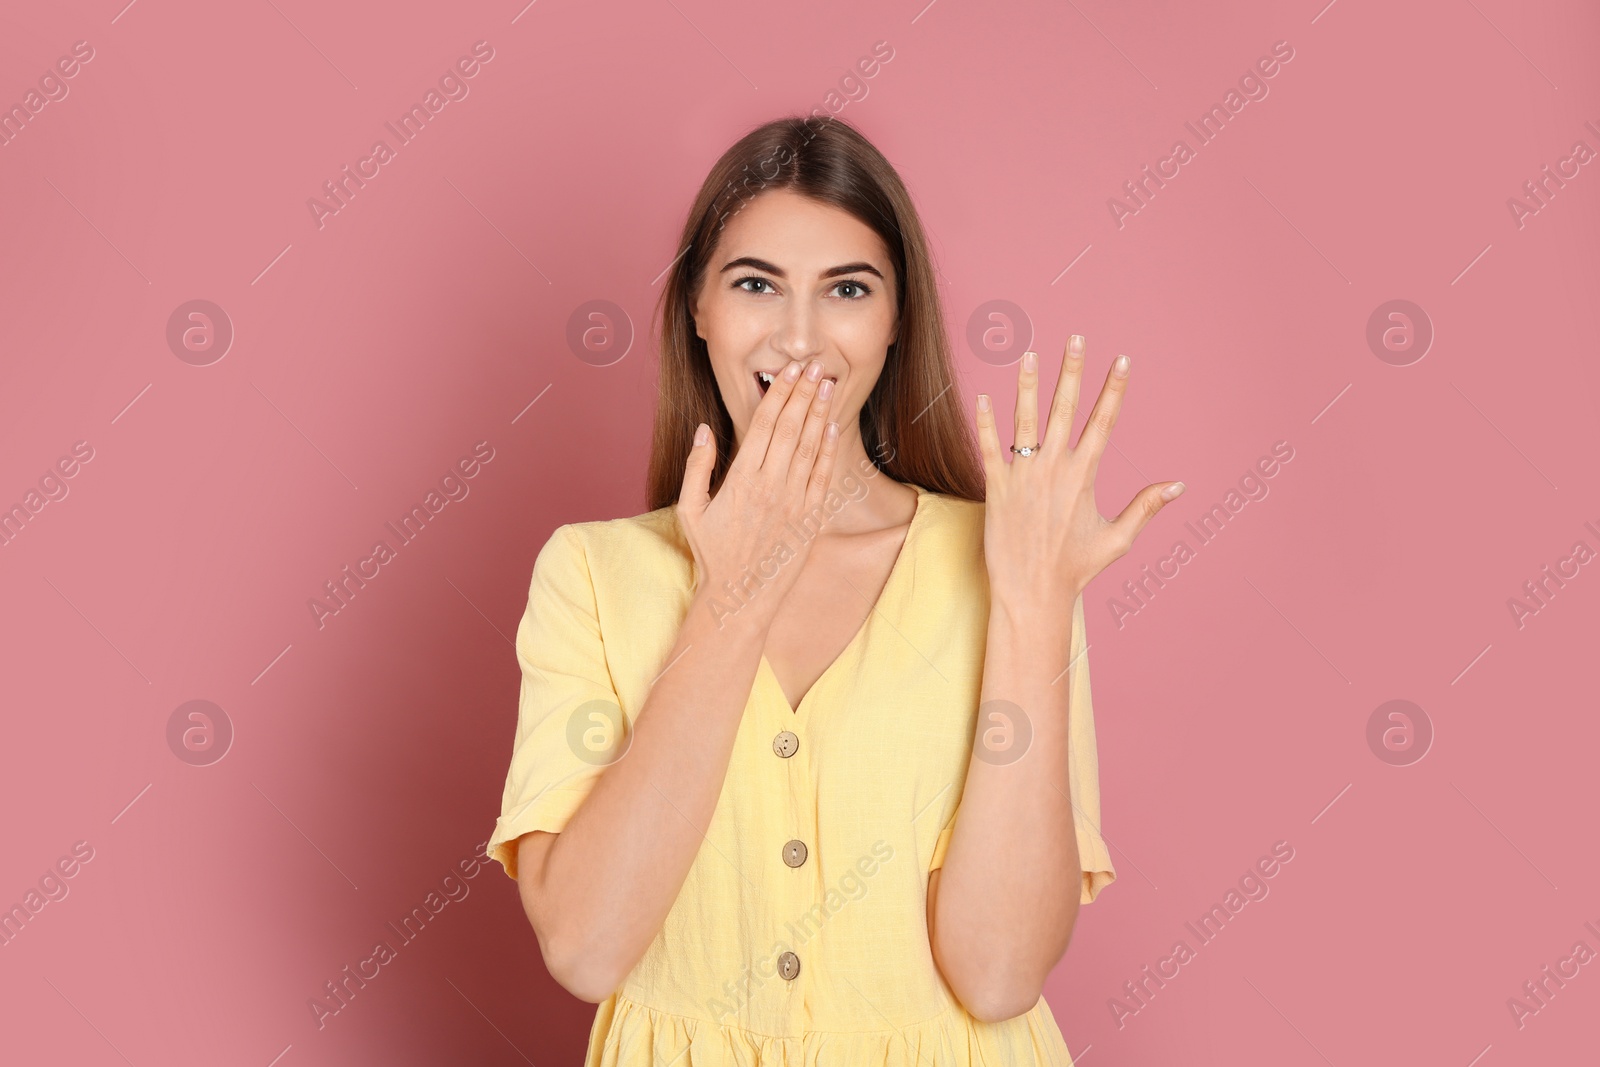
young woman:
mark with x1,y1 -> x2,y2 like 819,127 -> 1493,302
487,115 -> 1183,1065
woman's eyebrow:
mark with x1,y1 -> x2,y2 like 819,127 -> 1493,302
718,255 -> 884,281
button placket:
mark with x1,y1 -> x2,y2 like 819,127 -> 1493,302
771,716 -> 809,992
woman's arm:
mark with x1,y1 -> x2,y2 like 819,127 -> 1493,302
929,335 -> 1182,1021
927,593 -> 1081,1022
514,356 -> 840,1002
515,592 -> 769,1002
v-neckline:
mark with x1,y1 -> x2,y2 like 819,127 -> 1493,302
758,482 -> 929,717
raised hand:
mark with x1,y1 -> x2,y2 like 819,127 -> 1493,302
677,357 -> 841,627
975,335 -> 1184,608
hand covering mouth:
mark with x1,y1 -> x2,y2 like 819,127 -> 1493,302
755,369 -> 836,396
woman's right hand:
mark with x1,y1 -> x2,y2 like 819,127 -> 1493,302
676,357 -> 841,629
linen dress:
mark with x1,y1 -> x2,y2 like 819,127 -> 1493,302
487,479 -> 1116,1066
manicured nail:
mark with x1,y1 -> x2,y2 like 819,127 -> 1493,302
1022,350 -> 1036,373
818,378 -> 833,400
784,361 -> 802,381
977,394 -> 990,412
1161,481 -> 1185,500
1070,334 -> 1084,354
825,421 -> 839,440
806,359 -> 823,380
1113,355 -> 1130,377
694,423 -> 708,447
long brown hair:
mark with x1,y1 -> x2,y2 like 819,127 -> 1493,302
644,114 -> 985,511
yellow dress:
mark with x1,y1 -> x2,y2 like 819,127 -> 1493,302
488,480 -> 1115,1066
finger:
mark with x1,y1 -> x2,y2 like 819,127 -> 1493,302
1013,349 -> 1041,453
787,373 -> 836,497
676,422 -> 718,591
678,421 -> 716,512
804,419 -> 843,518
760,358 -> 826,481
1047,334 -> 1085,451
1106,480 -> 1185,556
732,359 -> 803,477
974,393 -> 1004,480
1074,354 -> 1131,471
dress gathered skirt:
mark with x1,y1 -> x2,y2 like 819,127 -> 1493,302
586,990 -> 1078,1067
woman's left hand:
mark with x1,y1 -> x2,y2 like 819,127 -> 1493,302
975,334 -> 1184,607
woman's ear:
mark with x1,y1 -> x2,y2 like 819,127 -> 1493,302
689,292 -> 705,341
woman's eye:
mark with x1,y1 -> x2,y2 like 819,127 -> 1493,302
835,280 -> 872,299
735,276 -> 774,294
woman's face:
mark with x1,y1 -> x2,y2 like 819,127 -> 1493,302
690,187 -> 899,448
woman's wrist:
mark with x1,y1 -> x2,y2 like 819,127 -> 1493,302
688,584 -> 776,645
987,573 -> 1086,617
985,580 -> 1078,649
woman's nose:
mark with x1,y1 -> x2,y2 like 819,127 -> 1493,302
772,302 -> 824,362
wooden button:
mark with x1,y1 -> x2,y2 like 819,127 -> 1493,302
772,730 -> 799,758
782,839 -> 807,867
777,951 -> 801,980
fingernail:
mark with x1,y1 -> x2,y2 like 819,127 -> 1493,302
977,394 -> 990,412
825,421 -> 839,440
1022,351 -> 1036,372
806,359 -> 823,380
1161,481 -> 1185,500
784,361 -> 802,381
1113,354 -> 1130,377
1070,334 -> 1084,354
694,423 -> 709,447
818,378 -> 833,399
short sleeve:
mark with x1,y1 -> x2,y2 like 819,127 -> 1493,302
1067,593 -> 1115,903
929,801 -> 960,871
927,595 -> 1116,906
486,524 -> 623,882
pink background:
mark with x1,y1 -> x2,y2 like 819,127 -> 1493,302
2,0 -> 1597,1064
